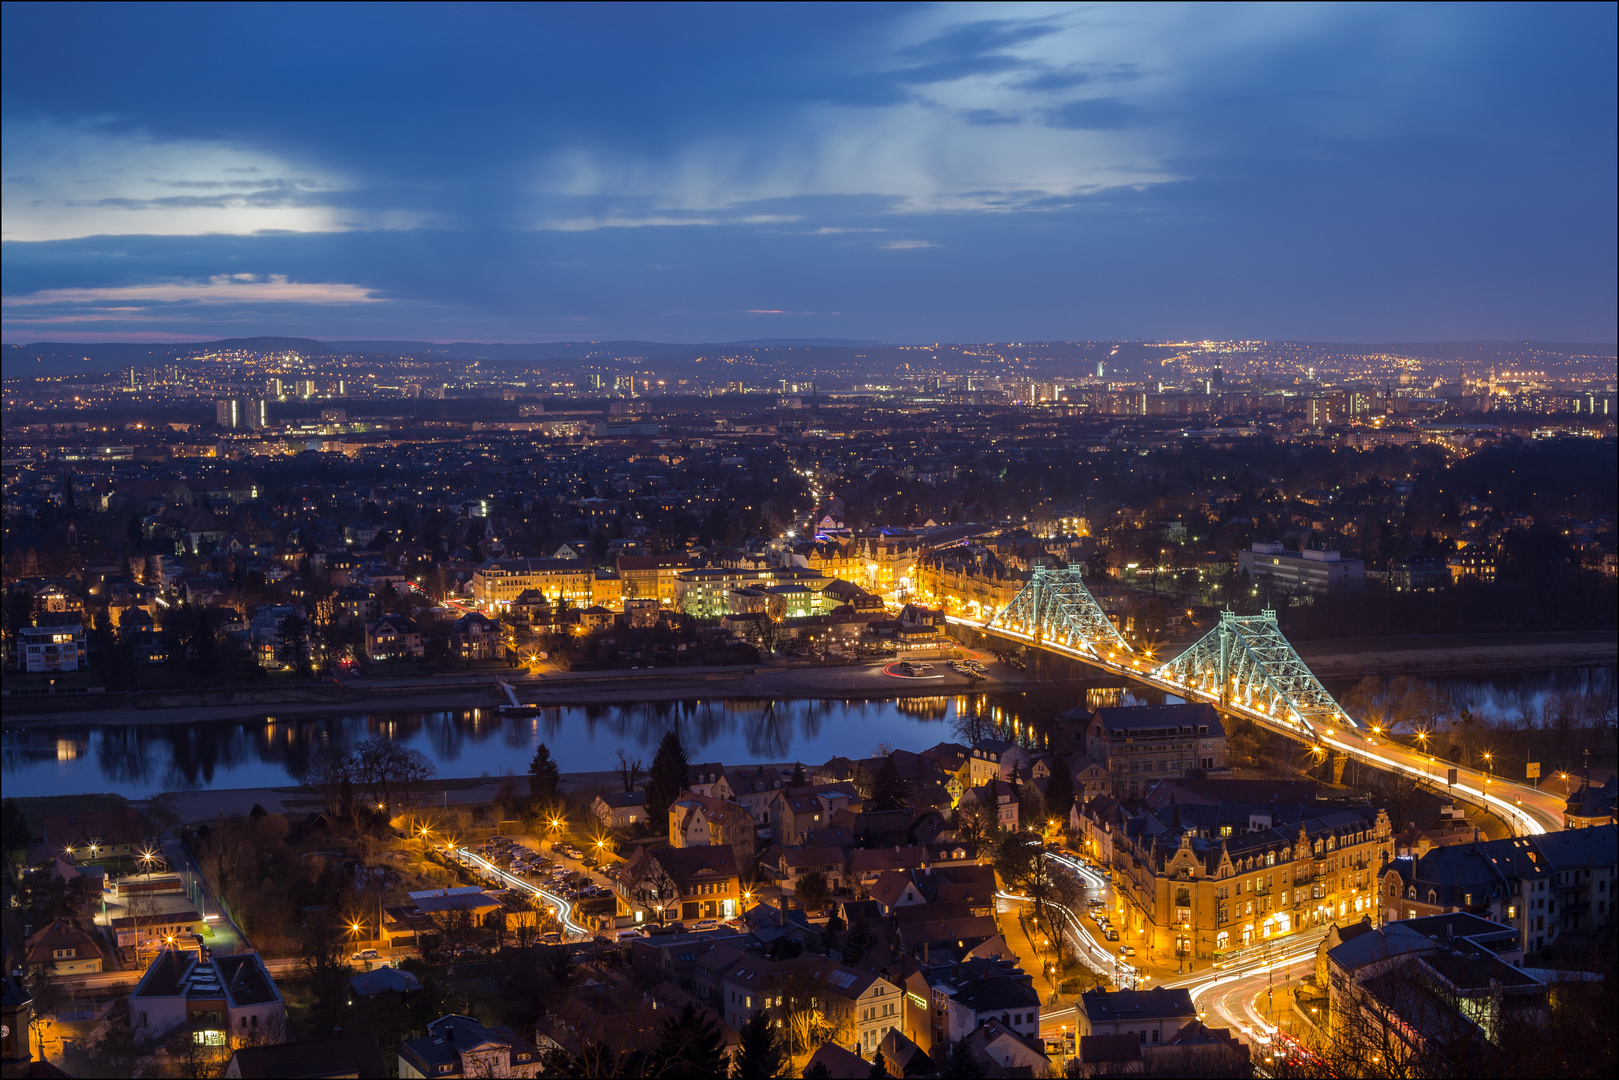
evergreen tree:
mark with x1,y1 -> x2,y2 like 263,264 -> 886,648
527,744 -> 561,814
942,1040 -> 986,1078
1042,758 -> 1075,829
790,761 -> 807,785
869,1052 -> 893,1079
646,730 -> 690,821
656,1003 -> 725,1079
734,1009 -> 786,1079
842,916 -> 876,965
868,754 -> 910,812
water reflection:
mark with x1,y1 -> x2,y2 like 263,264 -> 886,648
4,667 -> 1609,800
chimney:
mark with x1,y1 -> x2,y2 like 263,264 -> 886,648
924,942 -> 930,963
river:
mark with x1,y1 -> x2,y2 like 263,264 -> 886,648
3,667 -> 1611,800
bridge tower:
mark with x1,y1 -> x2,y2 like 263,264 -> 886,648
1152,609 -> 1355,734
988,565 -> 1133,659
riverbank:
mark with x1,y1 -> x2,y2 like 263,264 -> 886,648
0,659 -> 1086,729
1292,631 -> 1616,679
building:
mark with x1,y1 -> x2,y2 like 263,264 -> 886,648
1379,824 -> 1617,955
616,844 -> 743,925
1565,774 -> 1617,828
591,791 -> 650,829
130,950 -> 286,1048
471,557 -> 594,610
1092,796 -> 1392,960
43,807 -> 145,862
1237,542 -> 1364,594
17,622 -> 86,673
669,794 -> 758,859
1318,916 -> 1558,1071
451,611 -> 503,660
1078,987 -> 1196,1046
365,615 -> 423,662
616,554 -> 695,607
1081,703 -> 1227,799
224,1034 -> 388,1079
398,1014 -> 542,1079
767,784 -> 860,846
23,921 -> 103,977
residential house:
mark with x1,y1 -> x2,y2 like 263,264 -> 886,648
23,922 -> 103,977
451,612 -> 504,661
591,792 -> 650,829
1378,823 -> 1616,955
617,845 -> 743,925
365,615 -> 423,662
669,793 -> 759,860
398,1014 -> 542,1079
767,784 -> 859,846
129,950 -> 286,1048
1078,987 -> 1197,1047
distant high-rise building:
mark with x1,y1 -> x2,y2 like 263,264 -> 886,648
335,377 -> 346,396
215,399 -> 240,428
295,379 -> 316,399
246,398 -> 269,428
1095,360 -> 1105,378
269,377 -> 285,398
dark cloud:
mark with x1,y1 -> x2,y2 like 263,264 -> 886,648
2,4 -> 1614,342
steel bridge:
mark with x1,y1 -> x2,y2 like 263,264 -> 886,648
980,565 -> 1349,734
953,564 -> 1556,835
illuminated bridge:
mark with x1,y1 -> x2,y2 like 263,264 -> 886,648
947,565 -> 1560,835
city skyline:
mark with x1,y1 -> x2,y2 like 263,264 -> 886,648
4,3 -> 1617,345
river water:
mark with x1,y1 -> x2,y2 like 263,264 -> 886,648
3,667 -> 1611,800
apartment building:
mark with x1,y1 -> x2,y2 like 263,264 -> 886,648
1237,542 -> 1365,594
1379,824 -> 1616,955
1082,703 -> 1227,799
471,557 -> 594,610
1097,798 -> 1392,960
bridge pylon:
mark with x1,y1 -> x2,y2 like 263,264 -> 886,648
1151,609 -> 1356,734
988,566 -> 1133,659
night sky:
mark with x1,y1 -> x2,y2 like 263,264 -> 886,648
3,2 -> 1615,344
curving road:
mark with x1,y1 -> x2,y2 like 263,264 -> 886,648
449,845 -> 592,938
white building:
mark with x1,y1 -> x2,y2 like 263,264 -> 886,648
130,950 -> 286,1048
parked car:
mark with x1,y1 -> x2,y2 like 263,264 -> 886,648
690,919 -> 720,932
1119,945 -> 1135,957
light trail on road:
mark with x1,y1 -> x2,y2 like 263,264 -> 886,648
451,846 -> 591,937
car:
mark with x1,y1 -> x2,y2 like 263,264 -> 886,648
690,919 -> 720,932
1104,928 -> 1120,941
1118,945 -> 1135,957
616,928 -> 646,941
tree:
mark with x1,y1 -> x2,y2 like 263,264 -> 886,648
795,871 -> 831,913
2,798 -> 30,856
868,755 -> 911,812
655,1003 -> 726,1079
869,1053 -> 893,1079
617,749 -> 644,794
1042,761 -> 1075,827
942,1039 -> 986,1078
528,743 -> 562,815
277,610 -> 313,676
842,915 -> 876,965
143,791 -> 182,841
734,1009 -> 786,1079
646,730 -> 690,822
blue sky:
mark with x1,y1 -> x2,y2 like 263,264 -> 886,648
3,2 -> 1614,344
